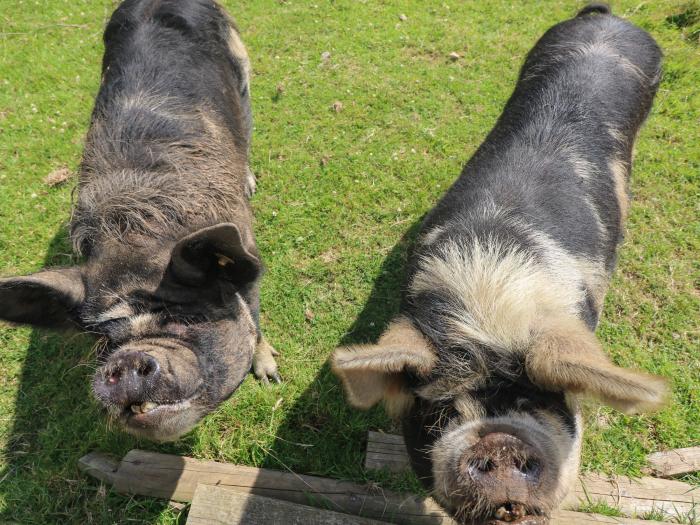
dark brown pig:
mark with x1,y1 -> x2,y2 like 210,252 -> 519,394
332,5 -> 666,524
0,0 -> 279,441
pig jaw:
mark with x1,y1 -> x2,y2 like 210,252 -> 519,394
117,392 -> 208,442
93,325 -> 255,441
428,408 -> 582,525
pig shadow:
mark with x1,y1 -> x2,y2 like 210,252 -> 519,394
0,226 -> 178,523
240,219 -> 449,522
261,221 -> 423,473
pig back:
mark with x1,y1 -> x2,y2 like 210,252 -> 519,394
71,0 -> 255,255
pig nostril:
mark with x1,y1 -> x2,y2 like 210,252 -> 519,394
106,371 -> 121,385
137,356 -> 159,378
477,458 -> 495,473
467,457 -> 496,478
518,458 -> 541,477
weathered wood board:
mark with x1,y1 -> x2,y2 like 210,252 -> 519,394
186,484 -> 389,525
79,449 -> 448,524
365,431 -> 410,472
79,450 -> 668,525
551,515 -> 676,524
646,447 -> 700,477
566,472 -> 699,519
364,432 -> 700,520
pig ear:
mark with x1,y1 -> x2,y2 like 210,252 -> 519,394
331,317 -> 436,416
0,267 -> 85,329
168,223 -> 261,287
526,317 -> 668,413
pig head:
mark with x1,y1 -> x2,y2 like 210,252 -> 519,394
334,315 -> 666,524
0,223 -> 261,441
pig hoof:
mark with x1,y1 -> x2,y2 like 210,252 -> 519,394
245,166 -> 257,197
253,338 -> 281,385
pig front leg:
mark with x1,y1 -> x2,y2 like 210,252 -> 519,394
243,286 -> 281,384
245,165 -> 256,198
253,335 -> 281,385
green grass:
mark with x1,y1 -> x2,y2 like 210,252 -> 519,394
577,501 -> 625,518
0,0 -> 698,523
640,506 -> 700,525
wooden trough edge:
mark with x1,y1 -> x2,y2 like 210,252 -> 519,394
79,450 -> 669,525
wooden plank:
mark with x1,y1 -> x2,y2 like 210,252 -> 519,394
365,431 -> 410,472
79,450 -> 668,525
646,447 -> 700,477
185,486 -> 665,525
552,512 -> 668,524
77,451 -> 120,485
365,432 -> 700,519
368,431 -> 406,445
367,442 -> 408,454
564,472 -> 699,520
186,484 -> 389,525
366,453 -> 410,466
85,449 -> 450,524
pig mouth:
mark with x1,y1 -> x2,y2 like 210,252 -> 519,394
484,503 -> 547,524
453,502 -> 546,525
118,390 -> 203,429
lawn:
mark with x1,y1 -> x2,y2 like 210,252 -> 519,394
0,0 -> 698,523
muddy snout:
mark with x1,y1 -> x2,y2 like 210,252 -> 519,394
463,432 -> 543,492
94,351 -> 162,409
461,432 -> 547,524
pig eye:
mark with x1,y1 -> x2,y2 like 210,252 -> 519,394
516,398 -> 531,410
148,304 -> 168,315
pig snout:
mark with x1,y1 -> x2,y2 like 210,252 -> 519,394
96,351 -> 161,407
460,432 -> 545,523
463,432 -> 543,488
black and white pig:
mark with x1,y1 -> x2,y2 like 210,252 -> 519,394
0,0 -> 280,442
332,5 -> 667,524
